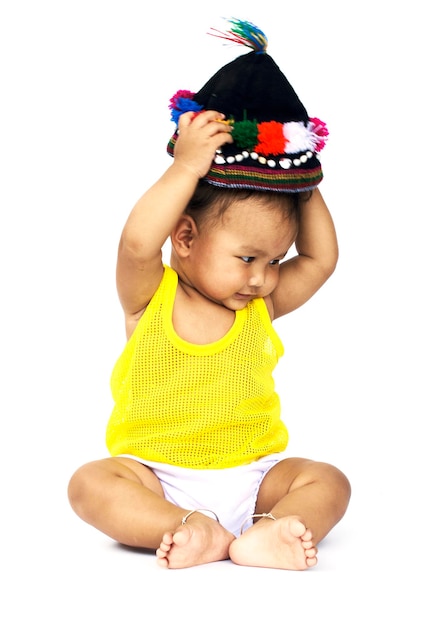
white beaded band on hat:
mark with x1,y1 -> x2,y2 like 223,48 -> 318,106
240,512 -> 277,535
181,509 -> 220,525
214,150 -> 316,169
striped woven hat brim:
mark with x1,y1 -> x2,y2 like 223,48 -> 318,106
167,135 -> 323,192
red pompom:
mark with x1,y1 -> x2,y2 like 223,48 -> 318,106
254,121 -> 286,156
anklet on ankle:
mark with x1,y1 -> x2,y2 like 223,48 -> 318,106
240,512 -> 276,535
181,509 -> 220,525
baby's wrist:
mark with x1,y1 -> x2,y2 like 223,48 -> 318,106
172,159 -> 202,181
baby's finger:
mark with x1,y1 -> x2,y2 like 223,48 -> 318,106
177,110 -> 198,130
193,110 -> 225,125
211,127 -> 234,153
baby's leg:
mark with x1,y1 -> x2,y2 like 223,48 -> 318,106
67,457 -> 233,566
229,458 -> 351,570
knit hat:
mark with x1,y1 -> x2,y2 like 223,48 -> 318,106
167,18 -> 328,193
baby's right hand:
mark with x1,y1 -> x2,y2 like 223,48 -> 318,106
173,110 -> 233,179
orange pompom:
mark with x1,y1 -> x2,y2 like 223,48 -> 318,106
254,121 -> 286,156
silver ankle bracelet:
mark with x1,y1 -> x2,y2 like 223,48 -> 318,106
181,509 -> 220,525
240,512 -> 276,535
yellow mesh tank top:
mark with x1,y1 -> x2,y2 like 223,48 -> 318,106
106,266 -> 288,469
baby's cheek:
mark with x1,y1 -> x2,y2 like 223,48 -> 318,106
264,275 -> 280,297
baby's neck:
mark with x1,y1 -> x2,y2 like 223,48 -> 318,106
172,279 -> 236,344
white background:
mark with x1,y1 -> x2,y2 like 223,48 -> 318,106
1,1 -> 445,624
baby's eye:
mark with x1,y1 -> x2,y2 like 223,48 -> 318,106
240,256 -> 255,263
269,259 -> 281,266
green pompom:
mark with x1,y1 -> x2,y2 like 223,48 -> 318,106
232,120 -> 259,150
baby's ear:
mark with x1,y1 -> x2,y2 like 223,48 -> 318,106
171,215 -> 198,257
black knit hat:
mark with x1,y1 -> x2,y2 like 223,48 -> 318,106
167,19 -> 328,193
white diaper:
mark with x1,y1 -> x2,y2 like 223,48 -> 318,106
119,453 -> 282,536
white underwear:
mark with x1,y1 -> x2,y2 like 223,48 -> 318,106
119,453 -> 282,536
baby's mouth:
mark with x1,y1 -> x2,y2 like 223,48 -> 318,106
234,292 -> 255,299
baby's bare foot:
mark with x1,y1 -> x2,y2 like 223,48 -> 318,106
229,515 -> 317,570
156,513 -> 234,569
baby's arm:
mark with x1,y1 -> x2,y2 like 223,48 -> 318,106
116,111 -> 233,335
270,188 -> 339,319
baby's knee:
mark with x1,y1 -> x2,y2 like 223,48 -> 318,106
319,462 -> 351,508
67,462 -> 97,514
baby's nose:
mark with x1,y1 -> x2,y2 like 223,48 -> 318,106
247,267 -> 265,288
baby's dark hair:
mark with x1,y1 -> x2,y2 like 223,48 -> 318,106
185,180 -> 311,230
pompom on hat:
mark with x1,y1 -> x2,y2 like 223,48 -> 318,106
167,18 -> 328,193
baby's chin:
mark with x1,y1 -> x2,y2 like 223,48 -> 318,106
223,294 -> 257,310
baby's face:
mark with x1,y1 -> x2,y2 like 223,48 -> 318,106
185,199 -> 297,310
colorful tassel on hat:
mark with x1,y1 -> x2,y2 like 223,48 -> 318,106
208,18 -> 268,54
